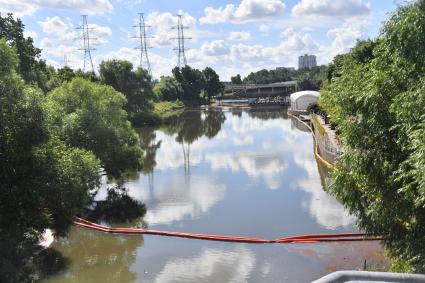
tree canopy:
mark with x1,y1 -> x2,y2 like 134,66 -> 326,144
99,59 -> 155,123
230,74 -> 242,84
0,38 -> 146,281
45,77 -> 143,178
240,66 -> 327,91
171,65 -> 224,102
0,14 -> 57,92
320,0 -> 425,271
0,39 -> 102,281
153,76 -> 183,101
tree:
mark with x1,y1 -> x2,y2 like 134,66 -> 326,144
0,13 -> 54,92
202,67 -> 224,101
238,66 -> 327,89
320,0 -> 425,271
57,66 -> 76,83
45,77 -> 143,178
99,60 -> 155,122
172,66 -> 206,101
0,40 -> 101,282
153,76 -> 183,101
75,69 -> 99,82
231,74 -> 242,84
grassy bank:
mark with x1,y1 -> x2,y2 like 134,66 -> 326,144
132,100 -> 185,126
153,100 -> 185,120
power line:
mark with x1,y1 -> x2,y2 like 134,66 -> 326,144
76,15 -> 96,73
132,13 -> 152,75
171,14 -> 191,68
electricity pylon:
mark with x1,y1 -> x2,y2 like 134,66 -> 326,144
76,15 -> 96,73
171,14 -> 191,68
133,13 -> 152,75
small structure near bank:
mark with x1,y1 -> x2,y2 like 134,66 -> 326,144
289,90 -> 320,114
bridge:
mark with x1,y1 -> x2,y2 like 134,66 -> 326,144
219,81 -> 298,105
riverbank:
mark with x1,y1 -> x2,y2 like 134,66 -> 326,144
133,100 -> 185,126
45,108 -> 386,283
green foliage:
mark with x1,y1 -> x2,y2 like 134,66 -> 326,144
75,69 -> 99,82
153,100 -> 184,118
230,74 -> 242,84
202,67 -> 224,101
57,66 -> 76,83
99,60 -> 155,123
45,77 -> 143,178
0,14 -> 56,92
241,66 -> 327,90
88,186 -> 146,224
0,40 -> 102,282
170,65 -> 223,103
388,257 -> 414,273
0,18 -> 155,282
33,139 -> 101,234
154,76 -> 184,101
162,110 -> 226,144
172,65 -> 206,101
320,0 -> 425,271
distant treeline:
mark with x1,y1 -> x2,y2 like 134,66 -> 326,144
230,65 -> 328,91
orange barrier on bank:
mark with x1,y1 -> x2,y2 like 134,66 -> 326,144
74,217 -> 382,244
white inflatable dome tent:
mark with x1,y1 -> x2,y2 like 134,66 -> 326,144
289,90 -> 320,112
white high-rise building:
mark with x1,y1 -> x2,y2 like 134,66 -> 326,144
298,54 -> 317,69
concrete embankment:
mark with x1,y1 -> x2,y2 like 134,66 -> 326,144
310,113 -> 341,164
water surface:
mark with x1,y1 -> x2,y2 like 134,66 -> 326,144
44,108 -> 385,283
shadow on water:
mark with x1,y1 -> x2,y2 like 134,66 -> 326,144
161,109 -> 226,144
0,185 -> 148,283
0,239 -> 70,283
84,185 -> 147,225
45,224 -> 144,283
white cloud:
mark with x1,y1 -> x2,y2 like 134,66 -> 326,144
200,0 -> 286,24
23,30 -> 37,39
142,175 -> 226,225
38,16 -> 111,70
232,135 -> 254,145
259,24 -> 270,33
206,151 -> 287,190
40,38 -> 78,57
38,16 -> 76,41
228,31 -> 251,41
0,0 -> 113,17
292,0 -> 371,18
185,26 -> 322,80
145,11 -> 198,48
289,139 -> 356,228
201,40 -> 230,56
154,247 -> 255,283
327,21 -> 366,56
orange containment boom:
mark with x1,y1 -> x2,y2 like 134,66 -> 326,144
74,217 -> 383,244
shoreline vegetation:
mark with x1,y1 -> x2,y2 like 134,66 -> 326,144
319,0 -> 425,272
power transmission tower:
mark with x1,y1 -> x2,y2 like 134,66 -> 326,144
132,13 -> 152,75
76,15 -> 96,73
63,55 -> 68,67
171,14 -> 191,68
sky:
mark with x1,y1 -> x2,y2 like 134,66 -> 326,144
1,0 -> 401,80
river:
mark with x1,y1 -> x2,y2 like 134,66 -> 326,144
43,108 -> 385,283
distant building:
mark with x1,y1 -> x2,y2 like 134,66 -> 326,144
298,54 -> 317,69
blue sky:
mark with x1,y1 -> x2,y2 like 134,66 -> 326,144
1,0 -> 400,80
